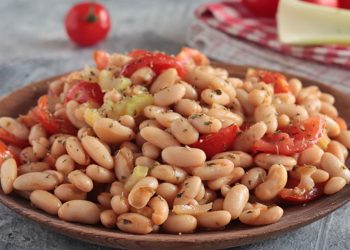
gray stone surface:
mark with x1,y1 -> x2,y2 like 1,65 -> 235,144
0,0 -> 349,249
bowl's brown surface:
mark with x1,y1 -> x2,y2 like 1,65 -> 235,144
0,63 -> 349,250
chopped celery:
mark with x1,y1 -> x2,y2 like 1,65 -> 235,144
84,108 -> 102,127
98,70 -> 131,92
102,93 -> 153,119
278,0 -> 350,45
124,165 -> 149,191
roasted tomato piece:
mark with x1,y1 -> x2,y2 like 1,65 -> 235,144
65,81 -> 104,106
120,52 -> 186,79
253,117 -> 325,155
190,124 -> 240,159
176,47 -> 209,67
37,95 -> 76,135
279,178 -> 325,205
248,69 -> 290,93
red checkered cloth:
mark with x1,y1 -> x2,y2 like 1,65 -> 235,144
195,0 -> 350,68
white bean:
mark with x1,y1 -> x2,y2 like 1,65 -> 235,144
161,146 -> 206,168
254,105 -> 277,133
324,177 -> 346,195
65,137 -> 90,165
170,118 -> 199,145
0,158 -> 17,194
58,200 -> 100,224
13,172 -> 59,191
320,153 -> 350,183
174,99 -> 202,117
86,164 -> 115,183
93,118 -> 135,144
254,164 -> 287,201
255,154 -> 297,171
30,190 -> 62,215
54,183 -> 87,201
154,84 -> 186,106
0,117 -> 29,140
140,127 -> 180,149
223,184 -> 249,220
188,113 -> 222,134
234,122 -> 267,152
162,214 -> 197,234
67,170 -> 93,192
81,136 -> 114,169
117,213 -> 153,234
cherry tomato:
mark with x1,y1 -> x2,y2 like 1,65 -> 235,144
253,117 -> 325,155
278,178 -> 325,205
0,140 -> 16,166
334,116 -> 347,131
37,95 -> 76,135
120,52 -> 186,79
339,0 -> 350,9
303,0 -> 338,7
93,50 -> 110,70
176,47 -> 209,67
65,1 -> 111,46
190,124 -> 240,159
65,81 -> 104,106
249,69 -> 290,93
242,0 -> 280,17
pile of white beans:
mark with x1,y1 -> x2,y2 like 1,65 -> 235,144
0,50 -> 350,235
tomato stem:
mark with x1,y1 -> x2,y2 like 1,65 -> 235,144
86,0 -> 97,22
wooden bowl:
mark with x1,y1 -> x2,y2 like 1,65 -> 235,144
0,63 -> 349,250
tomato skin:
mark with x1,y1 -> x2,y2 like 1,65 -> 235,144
190,124 -> 240,159
339,0 -> 350,9
303,0 -> 338,7
120,53 -> 186,79
0,128 -> 29,148
279,178 -> 325,205
253,117 -> 325,155
65,2 -> 111,46
65,81 -> 104,105
176,47 -> 209,67
93,50 -> 110,70
19,107 -> 39,128
242,0 -> 280,17
0,140 -> 15,166
250,69 -> 290,93
37,95 -> 76,135
128,49 -> 154,59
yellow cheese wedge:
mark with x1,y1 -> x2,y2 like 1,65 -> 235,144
277,0 -> 350,45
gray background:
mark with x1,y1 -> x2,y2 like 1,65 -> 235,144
0,1 -> 349,249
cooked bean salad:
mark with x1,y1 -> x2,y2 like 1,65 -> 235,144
0,48 -> 349,234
